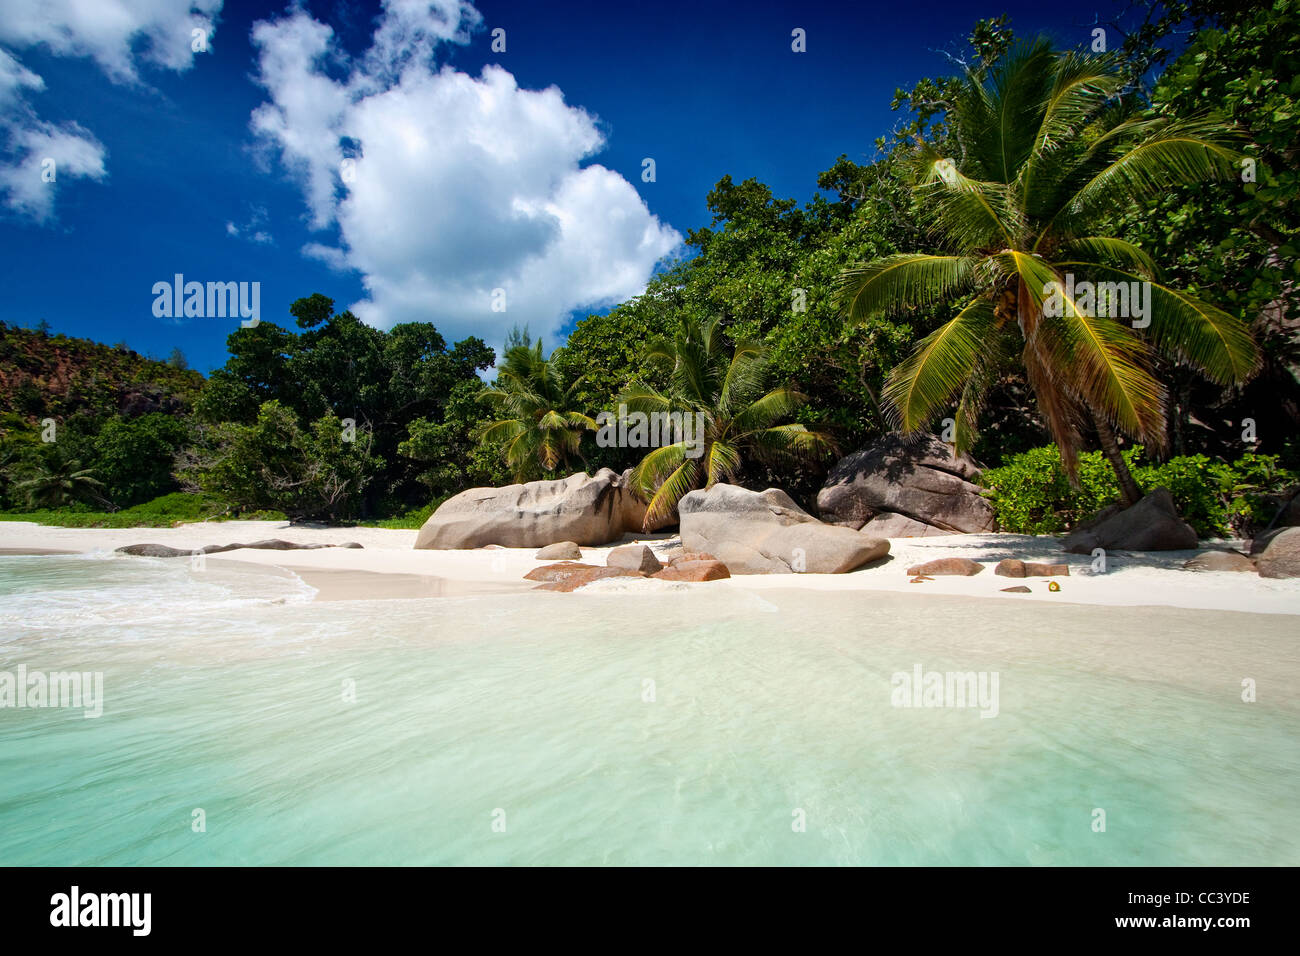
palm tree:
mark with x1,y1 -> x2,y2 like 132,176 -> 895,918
14,451 -> 108,509
477,339 -> 597,481
838,40 -> 1259,508
624,315 -> 836,528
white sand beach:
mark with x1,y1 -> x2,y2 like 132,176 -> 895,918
3,519 -> 1298,616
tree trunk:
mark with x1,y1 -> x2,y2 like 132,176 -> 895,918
1094,415 -> 1143,508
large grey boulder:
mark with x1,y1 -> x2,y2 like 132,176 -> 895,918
1256,527 -> 1300,579
414,468 -> 648,549
860,513 -> 951,538
1062,488 -> 1198,554
816,433 -> 995,535
679,483 -> 889,574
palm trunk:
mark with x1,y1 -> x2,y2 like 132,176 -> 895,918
1094,415 -> 1143,508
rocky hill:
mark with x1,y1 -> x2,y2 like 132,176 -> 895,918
0,322 -> 204,426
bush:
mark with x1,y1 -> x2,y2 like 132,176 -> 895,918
0,492 -> 252,528
190,401 -> 382,520
360,500 -> 441,529
978,446 -> 1299,538
976,446 -> 1121,535
93,413 -> 192,506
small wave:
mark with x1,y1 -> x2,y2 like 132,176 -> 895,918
0,555 -> 315,643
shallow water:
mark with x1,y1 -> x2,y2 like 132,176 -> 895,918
1,554 -> 1296,865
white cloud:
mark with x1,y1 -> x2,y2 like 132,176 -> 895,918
226,202 -> 274,244
250,1 -> 681,350
0,0 -> 222,83
0,0 -> 222,221
0,120 -> 106,220
303,241 -> 351,271
0,48 -> 44,110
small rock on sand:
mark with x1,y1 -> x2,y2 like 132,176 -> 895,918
607,544 -> 662,574
906,558 -> 984,576
994,558 -> 1068,577
523,562 -> 599,583
1183,550 -> 1255,573
534,566 -> 646,592
535,541 -> 582,560
669,551 -> 717,566
653,559 -> 729,582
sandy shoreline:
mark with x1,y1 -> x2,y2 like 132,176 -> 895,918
2,518 -> 1298,616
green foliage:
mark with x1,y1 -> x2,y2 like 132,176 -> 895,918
192,294 -> 494,513
553,296 -> 674,446
624,314 -> 837,526
398,379 -> 510,497
0,322 -> 203,422
477,339 -> 596,481
190,401 -> 383,520
93,413 -> 191,506
358,501 -> 441,529
10,445 -> 108,510
841,37 -> 1260,514
1117,0 -> 1300,462
980,444 -> 1299,537
0,492 -> 261,528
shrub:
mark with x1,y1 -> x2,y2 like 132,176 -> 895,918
191,401 -> 382,520
361,501 -> 441,530
976,446 -> 1122,535
979,446 -> 1299,538
93,413 -> 192,506
0,492 -> 250,528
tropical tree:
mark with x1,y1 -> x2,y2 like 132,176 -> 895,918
13,450 -> 108,509
189,401 -> 382,520
838,39 -> 1260,507
477,339 -> 597,481
623,314 -> 837,527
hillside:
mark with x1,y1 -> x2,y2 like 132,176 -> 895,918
0,322 -> 204,426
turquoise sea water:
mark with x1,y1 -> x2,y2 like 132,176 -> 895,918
1,553 -> 1297,865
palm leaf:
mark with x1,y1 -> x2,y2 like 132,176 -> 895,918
704,439 -> 742,487
1059,238 -> 1157,278
882,297 -> 997,432
733,387 -> 806,432
1062,118 -> 1240,220
1054,261 -> 1260,384
838,254 -> 975,323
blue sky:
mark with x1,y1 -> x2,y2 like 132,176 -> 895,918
1,0 -> 1125,373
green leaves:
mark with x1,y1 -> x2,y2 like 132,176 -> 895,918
882,297 -> 997,433
841,36 -> 1265,485
1139,280 -> 1260,384
192,400 -> 382,520
1060,237 -> 1157,278
838,254 -> 975,323
477,340 -> 595,481
1064,118 -> 1241,223
622,315 -> 835,527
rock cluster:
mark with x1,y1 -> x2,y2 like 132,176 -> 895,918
528,545 -> 732,592
816,433 -> 995,536
679,484 -> 889,574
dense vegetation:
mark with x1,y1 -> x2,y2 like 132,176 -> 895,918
2,1 -> 1296,534
980,446 -> 1295,537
